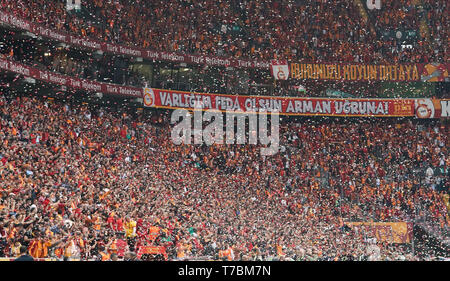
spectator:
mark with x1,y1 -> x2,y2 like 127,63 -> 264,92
14,245 -> 34,261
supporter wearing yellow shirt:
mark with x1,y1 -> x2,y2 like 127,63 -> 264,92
124,218 -> 136,238
11,241 -> 21,257
124,217 -> 137,251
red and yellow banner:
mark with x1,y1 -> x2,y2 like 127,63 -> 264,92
290,62 -> 449,82
137,246 -> 167,259
144,88 -> 415,117
345,222 -> 413,244
2,58 -> 448,118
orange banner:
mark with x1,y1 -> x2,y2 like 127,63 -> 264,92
345,222 -> 413,243
290,62 -> 449,82
137,246 -> 167,259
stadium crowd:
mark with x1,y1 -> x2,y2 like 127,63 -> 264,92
0,92 -> 448,261
0,31 -> 445,99
1,0 -> 447,63
422,0 -> 447,62
371,0 -> 420,30
0,0 -> 448,262
0,0 -> 447,99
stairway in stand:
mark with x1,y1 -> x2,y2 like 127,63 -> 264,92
354,0 -> 377,36
413,0 -> 432,43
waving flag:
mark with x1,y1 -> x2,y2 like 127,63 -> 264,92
270,60 -> 289,80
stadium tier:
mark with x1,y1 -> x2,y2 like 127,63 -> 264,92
1,0 -> 446,63
0,1 -> 448,97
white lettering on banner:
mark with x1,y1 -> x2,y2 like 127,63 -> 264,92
81,81 -> 101,92
367,102 -> 376,114
258,99 -> 282,112
313,102 -> 323,113
161,52 -> 184,62
9,62 -> 30,76
334,101 -> 388,115
106,85 -> 118,94
303,101 -> 313,113
119,46 -> 141,57
358,102 -> 367,114
70,37 -> 80,45
322,101 -> 332,113
237,60 -> 253,68
205,57 -> 230,67
294,100 -> 302,112
119,87 -> 141,97
216,96 -> 241,111
286,101 -> 294,113
253,61 -> 271,68
83,39 -> 101,49
106,44 -> 119,53
49,30 -> 66,41
70,37 -> 101,50
49,73 -> 67,85
441,100 -> 450,117
244,98 -> 257,112
8,15 -> 31,30
160,92 -> 170,106
146,51 -> 160,60
38,26 -> 50,37
285,100 -> 333,114
39,71 -> 49,80
38,27 -> 66,41
69,78 -> 81,88
160,91 -> 212,108
189,56 -> 205,64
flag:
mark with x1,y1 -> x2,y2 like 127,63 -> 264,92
270,60 -> 289,80
292,85 -> 306,93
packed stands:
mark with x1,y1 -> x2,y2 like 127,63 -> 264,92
2,0 -> 445,63
0,0 -> 448,97
0,91 -> 448,260
0,0 -> 448,262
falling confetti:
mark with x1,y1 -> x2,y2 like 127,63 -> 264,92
0,0 -> 447,262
